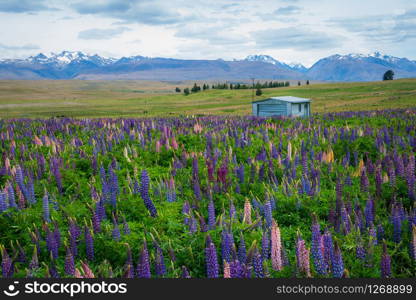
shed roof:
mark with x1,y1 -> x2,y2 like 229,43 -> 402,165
252,96 -> 311,104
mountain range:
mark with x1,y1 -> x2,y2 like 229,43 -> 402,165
0,51 -> 415,81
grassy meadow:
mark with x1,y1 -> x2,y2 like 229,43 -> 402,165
0,78 -> 415,118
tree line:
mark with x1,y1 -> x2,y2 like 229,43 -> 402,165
175,81 -> 291,96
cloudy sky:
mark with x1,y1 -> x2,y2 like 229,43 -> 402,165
0,0 -> 415,66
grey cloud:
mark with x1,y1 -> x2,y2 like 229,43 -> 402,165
0,43 -> 40,50
175,25 -> 248,46
71,0 -> 191,25
251,27 -> 342,50
78,27 -> 131,40
0,0 -> 56,13
275,5 -> 302,15
329,9 -> 416,43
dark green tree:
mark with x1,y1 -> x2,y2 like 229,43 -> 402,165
298,81 -> 301,86
256,88 -> 262,96
175,87 -> 181,93
184,88 -> 190,95
306,80 -> 310,85
191,83 -> 200,93
383,70 -> 394,81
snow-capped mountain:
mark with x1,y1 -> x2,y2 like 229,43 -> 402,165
244,54 -> 307,73
25,51 -> 117,66
287,62 -> 308,73
0,51 -> 415,81
307,52 -> 416,81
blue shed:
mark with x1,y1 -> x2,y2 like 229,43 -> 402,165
252,96 -> 311,117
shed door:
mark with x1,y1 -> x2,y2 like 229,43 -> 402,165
258,104 -> 285,116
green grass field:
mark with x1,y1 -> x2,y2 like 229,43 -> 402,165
0,78 -> 415,118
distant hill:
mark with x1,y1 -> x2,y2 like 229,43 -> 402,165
0,51 -> 415,81
306,52 -> 416,81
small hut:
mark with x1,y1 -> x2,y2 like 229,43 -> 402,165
252,96 -> 311,117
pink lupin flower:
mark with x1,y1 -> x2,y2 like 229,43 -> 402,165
271,220 -> 282,271
296,235 -> 311,277
33,136 -> 43,146
223,261 -> 231,278
81,261 -> 95,278
171,137 -> 178,150
74,268 -> 83,278
243,199 -> 252,224
155,140 -> 161,153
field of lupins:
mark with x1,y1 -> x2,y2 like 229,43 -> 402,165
0,109 -> 415,278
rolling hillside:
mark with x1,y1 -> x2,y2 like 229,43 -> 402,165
0,78 -> 414,118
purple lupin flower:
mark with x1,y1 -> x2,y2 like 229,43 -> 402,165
46,227 -> 59,259
208,199 -> 216,230
261,230 -> 270,260
356,243 -> 366,260
311,215 -> 327,275
410,225 -> 416,261
7,184 -> 16,208
193,179 -> 201,202
69,218 -> 81,239
29,245 -> 39,272
368,223 -> 378,246
112,216 -> 121,241
377,224 -> 384,241
42,192 -> 50,223
360,168 -> 369,193
332,243 -> 344,278
205,235 -> 219,278
375,167 -> 383,197
381,242 -> 391,278
140,170 -> 158,217
188,214 -> 198,234
49,258 -> 60,278
84,226 -> 94,261
364,198 -> 374,227
91,209 -> 101,234
392,205 -> 402,243
0,192 -> 8,212
406,154 -> 415,200
181,266 -> 191,278
263,200 -> 273,228
221,230 -> 233,263
236,164 -> 244,184
198,214 -> 208,232
136,240 -> 151,278
16,242 -> 26,263
124,245 -> 134,278
51,159 -> 63,194
340,205 -> 351,234
229,201 -> 236,220
252,247 -> 264,278
64,247 -> 75,276
1,246 -> 13,278
154,246 -> 166,277
96,197 -> 106,221
108,167 -> 119,208
229,259 -> 243,278
182,201 -> 190,226
52,221 -> 61,249
323,229 -> 334,271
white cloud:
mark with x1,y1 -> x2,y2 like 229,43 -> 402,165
0,0 -> 414,65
